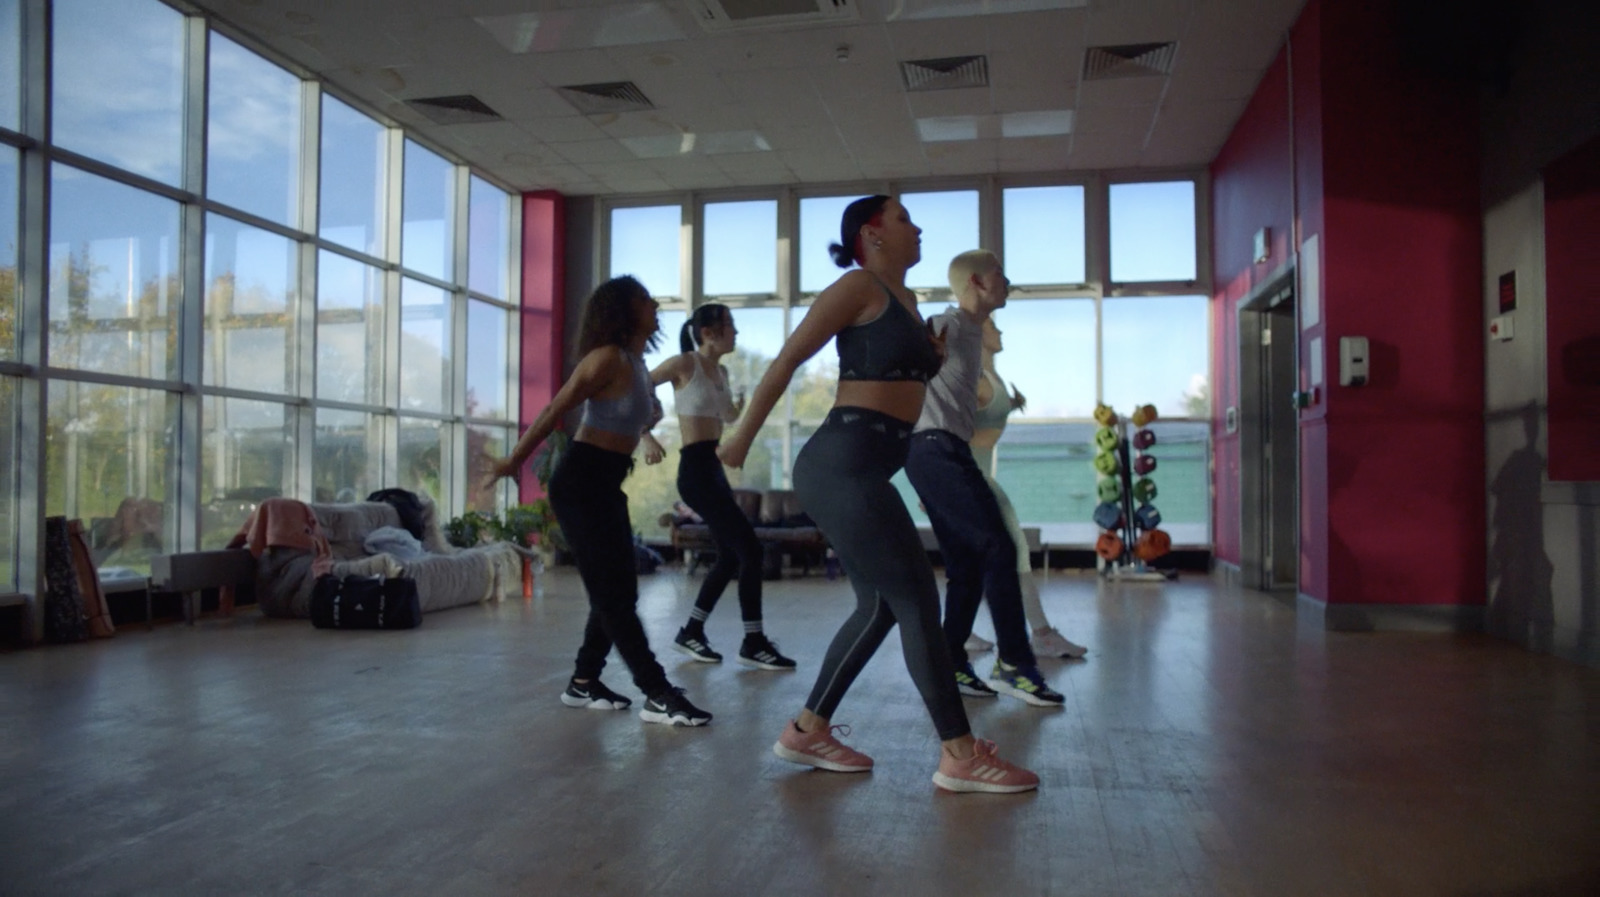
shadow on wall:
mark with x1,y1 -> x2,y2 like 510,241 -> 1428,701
1487,402 -> 1555,649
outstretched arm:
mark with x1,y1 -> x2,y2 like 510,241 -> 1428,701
482,348 -> 619,489
718,272 -> 874,468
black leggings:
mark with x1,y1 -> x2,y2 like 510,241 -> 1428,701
794,407 -> 971,741
677,440 -> 764,623
547,441 -> 671,699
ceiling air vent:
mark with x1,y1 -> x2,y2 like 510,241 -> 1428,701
1082,42 -> 1178,80
901,55 -> 989,92
688,0 -> 857,32
404,95 -> 503,125
557,81 -> 656,115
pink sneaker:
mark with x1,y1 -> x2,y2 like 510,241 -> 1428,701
932,739 -> 1039,793
773,721 -> 874,773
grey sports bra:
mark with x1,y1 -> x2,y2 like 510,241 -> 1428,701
579,350 -> 655,437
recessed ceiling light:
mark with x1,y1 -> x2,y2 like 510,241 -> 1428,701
1001,110 -> 1073,138
917,116 -> 982,142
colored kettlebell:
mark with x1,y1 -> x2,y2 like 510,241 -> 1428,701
1093,403 -> 1118,426
1097,476 -> 1123,503
1133,454 -> 1157,476
1094,426 -> 1119,452
1092,501 -> 1124,531
1132,429 -> 1157,450
1093,449 -> 1120,476
1133,504 -> 1162,530
1131,404 -> 1159,428
1132,477 -> 1158,504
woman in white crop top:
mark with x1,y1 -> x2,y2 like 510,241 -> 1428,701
639,304 -> 795,671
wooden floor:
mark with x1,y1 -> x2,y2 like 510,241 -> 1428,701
3,567 -> 1598,896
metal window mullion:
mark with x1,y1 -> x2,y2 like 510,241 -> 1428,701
172,14 -> 208,553
682,196 -> 698,304
446,165 -> 469,516
13,0 -> 48,639
776,188 -> 796,483
979,174 -> 1000,259
1085,174 -> 1109,405
504,190 -> 522,476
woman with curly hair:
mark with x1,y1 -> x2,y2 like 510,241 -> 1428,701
484,275 -> 712,727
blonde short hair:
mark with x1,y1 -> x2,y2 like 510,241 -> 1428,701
947,249 -> 1000,297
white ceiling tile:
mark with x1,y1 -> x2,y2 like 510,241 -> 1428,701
522,116 -> 611,144
883,17 -> 991,61
998,135 -> 1072,167
1072,104 -> 1156,137
594,110 -> 690,138
522,49 -> 626,87
556,139 -> 640,165
907,90 -> 996,117
1083,0 -> 1191,47
1077,77 -> 1167,109
1068,132 -> 1142,169
1164,66 -> 1266,104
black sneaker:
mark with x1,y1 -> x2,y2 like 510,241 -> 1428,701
560,678 -> 632,710
737,634 -> 797,671
987,661 -> 1066,707
954,660 -> 999,698
674,627 -> 723,663
639,688 -> 712,727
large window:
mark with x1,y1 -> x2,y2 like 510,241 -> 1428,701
207,34 -> 301,227
48,167 -> 179,380
607,177 -> 1210,547
320,96 -> 387,258
900,190 -> 978,290
204,215 -> 297,394
46,382 -> 173,571
201,397 -> 292,549
402,140 -> 455,282
702,200 -> 775,296
2,0 -> 522,592
1004,185 -> 1085,285
0,0 -> 18,132
1110,180 -> 1198,283
609,205 -> 681,300
1,146 -> 16,361
51,0 -> 185,185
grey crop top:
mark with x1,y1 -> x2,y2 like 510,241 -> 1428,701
579,349 -> 656,437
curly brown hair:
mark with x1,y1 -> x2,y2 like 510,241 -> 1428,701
576,275 -> 661,356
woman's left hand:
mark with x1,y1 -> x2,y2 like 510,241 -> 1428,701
1010,384 -> 1027,413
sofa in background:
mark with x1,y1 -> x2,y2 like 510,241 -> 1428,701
152,496 -> 523,622
661,488 -> 827,579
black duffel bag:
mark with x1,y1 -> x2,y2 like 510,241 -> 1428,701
310,574 -> 422,630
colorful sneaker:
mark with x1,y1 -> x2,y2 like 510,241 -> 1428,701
1032,627 -> 1088,659
933,739 -> 1039,794
738,634 -> 797,670
773,721 -> 874,773
955,660 -> 998,698
987,660 -> 1065,707
560,678 -> 632,710
639,687 -> 712,727
963,632 -> 995,654
673,627 -> 723,663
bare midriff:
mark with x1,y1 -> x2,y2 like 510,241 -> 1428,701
678,414 -> 724,446
834,380 -> 928,425
572,425 -> 642,456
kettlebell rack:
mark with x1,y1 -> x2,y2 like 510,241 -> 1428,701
1091,406 -> 1177,582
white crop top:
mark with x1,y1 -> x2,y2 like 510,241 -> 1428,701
674,353 -> 738,422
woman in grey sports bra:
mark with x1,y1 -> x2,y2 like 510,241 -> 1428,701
718,194 -> 1038,794
639,303 -> 795,671
483,275 -> 712,728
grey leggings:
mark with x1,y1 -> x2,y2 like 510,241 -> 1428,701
794,406 -> 971,741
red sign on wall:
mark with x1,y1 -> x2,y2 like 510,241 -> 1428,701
1498,271 -> 1516,313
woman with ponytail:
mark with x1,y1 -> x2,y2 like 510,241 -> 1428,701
639,305 -> 796,671
717,195 -> 1039,793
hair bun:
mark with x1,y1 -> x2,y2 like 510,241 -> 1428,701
827,242 -> 853,268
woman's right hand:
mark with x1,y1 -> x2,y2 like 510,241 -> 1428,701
480,456 -> 521,493
716,434 -> 750,469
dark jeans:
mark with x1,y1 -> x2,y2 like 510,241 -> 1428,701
794,407 -> 970,741
547,441 -> 671,698
677,440 -> 763,623
904,429 -> 1037,669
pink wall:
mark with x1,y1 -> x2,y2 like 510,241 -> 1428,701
1210,0 -> 1486,607
518,191 -> 565,503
